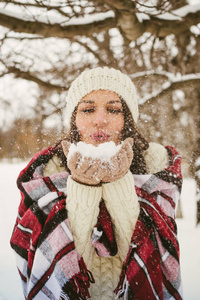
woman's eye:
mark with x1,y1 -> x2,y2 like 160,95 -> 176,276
107,108 -> 123,114
81,108 -> 95,113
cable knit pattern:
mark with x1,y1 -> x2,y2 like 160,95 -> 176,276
89,253 -> 123,300
66,172 -> 139,299
66,176 -> 102,269
102,171 -> 140,262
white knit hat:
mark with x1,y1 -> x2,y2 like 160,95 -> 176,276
65,67 -> 139,129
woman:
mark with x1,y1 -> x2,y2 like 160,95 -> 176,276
10,67 -> 183,300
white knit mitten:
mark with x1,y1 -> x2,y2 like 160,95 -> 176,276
144,142 -> 169,174
66,176 -> 102,269
102,171 -> 140,262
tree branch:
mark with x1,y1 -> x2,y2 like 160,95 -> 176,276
103,0 -> 200,40
140,76 -> 200,108
0,2 -> 200,43
0,10 -> 116,39
6,66 -> 67,90
103,0 -> 145,40
145,9 -> 200,38
74,38 -> 107,65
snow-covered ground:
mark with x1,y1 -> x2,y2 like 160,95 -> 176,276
0,162 -> 200,300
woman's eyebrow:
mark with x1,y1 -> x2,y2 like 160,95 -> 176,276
107,100 -> 122,104
78,100 -> 122,105
79,100 -> 94,104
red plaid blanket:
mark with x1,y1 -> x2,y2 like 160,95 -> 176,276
10,146 -> 183,299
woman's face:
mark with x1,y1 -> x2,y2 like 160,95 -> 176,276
75,90 -> 124,146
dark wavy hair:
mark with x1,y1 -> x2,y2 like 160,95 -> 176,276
55,98 -> 149,174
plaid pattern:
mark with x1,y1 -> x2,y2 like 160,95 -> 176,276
10,146 -> 183,300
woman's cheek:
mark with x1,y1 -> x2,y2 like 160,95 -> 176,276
112,116 -> 124,132
76,119 -> 91,142
76,116 -> 86,130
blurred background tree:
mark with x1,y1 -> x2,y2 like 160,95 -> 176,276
0,0 -> 200,222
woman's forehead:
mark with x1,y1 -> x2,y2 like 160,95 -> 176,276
80,90 -> 121,103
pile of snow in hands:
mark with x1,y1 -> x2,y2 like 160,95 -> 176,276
67,141 -> 122,162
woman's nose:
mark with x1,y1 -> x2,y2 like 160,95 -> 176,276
93,109 -> 108,126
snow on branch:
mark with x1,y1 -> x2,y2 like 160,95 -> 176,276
139,72 -> 200,105
0,1 -> 200,43
156,3 -> 200,21
136,4 -> 200,40
0,8 -> 116,39
62,11 -> 115,26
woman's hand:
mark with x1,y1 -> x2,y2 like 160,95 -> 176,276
102,137 -> 133,183
61,140 -> 107,185
61,137 -> 133,185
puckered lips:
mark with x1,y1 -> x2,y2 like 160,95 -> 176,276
90,131 -> 111,142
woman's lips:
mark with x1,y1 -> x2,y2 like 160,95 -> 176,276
90,132 -> 110,141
